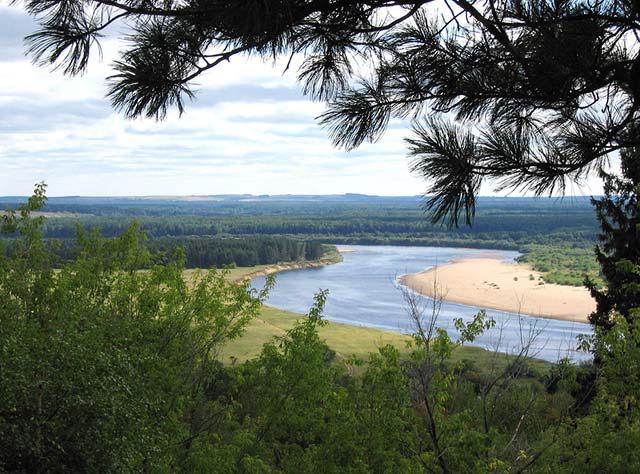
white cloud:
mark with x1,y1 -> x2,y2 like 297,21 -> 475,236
0,5 -> 604,197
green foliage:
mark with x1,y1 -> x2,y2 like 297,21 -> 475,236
5,234 -> 328,270
540,150 -> 640,472
587,148 -> 640,329
0,192 -> 263,472
543,317 -> 640,473
5,188 -> 636,472
197,295 -> 568,473
518,244 -> 602,287
1,181 -> 48,235
34,198 -> 597,248
542,148 -> 640,469
148,236 -> 326,268
173,293 -> 425,472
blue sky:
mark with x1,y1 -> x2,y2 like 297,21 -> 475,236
0,4 -> 604,197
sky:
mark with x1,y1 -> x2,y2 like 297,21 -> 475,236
0,4 -> 605,197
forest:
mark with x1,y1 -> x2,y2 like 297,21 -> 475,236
2,232 -> 328,269
147,236 -> 326,268
0,194 -> 601,284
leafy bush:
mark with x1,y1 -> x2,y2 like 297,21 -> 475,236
0,187 -> 265,471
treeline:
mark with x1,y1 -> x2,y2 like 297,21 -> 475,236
312,230 -> 596,250
40,212 -> 598,242
3,235 -> 328,269
3,197 -> 602,285
148,236 -> 326,268
37,213 -> 597,258
15,196 -> 596,251
0,194 -> 597,218
517,244 -> 602,286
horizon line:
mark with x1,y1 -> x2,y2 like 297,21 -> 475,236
0,193 -> 598,199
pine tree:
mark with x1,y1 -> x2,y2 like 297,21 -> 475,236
18,0 -> 640,224
588,148 -> 640,330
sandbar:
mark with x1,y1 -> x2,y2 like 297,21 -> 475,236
400,258 -> 595,323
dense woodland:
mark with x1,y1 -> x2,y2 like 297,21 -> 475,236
148,236 -> 326,268
0,195 -> 601,284
4,234 -> 328,269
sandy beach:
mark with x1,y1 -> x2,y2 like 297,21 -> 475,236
335,246 -> 357,253
400,258 -> 595,322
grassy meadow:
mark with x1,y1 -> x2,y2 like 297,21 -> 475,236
197,264 -> 552,375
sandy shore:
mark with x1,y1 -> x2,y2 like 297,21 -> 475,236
400,258 -> 595,322
335,246 -> 357,253
238,252 -> 343,282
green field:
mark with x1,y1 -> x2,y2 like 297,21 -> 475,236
216,265 -> 551,374
219,304 -> 411,363
518,244 -> 602,286
220,304 -> 551,375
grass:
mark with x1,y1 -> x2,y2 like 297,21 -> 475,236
186,262 -> 552,374
193,263 -> 415,363
183,264 -> 275,284
517,244 -> 602,287
220,305 -> 552,376
219,305 -> 412,364
195,246 -> 343,284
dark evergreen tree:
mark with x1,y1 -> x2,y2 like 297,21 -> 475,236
587,147 -> 640,330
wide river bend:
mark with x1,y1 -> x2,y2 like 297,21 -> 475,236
251,245 -> 592,362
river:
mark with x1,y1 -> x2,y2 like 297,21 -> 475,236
251,245 -> 592,362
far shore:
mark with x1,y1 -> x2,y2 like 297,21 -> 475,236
400,258 -> 595,323
237,250 -> 343,283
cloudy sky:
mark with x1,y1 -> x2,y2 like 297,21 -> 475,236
0,4 -> 604,197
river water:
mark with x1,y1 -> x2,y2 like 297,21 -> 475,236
251,245 -> 592,362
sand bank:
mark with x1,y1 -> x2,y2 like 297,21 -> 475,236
238,252 -> 343,283
335,246 -> 357,253
400,258 -> 595,322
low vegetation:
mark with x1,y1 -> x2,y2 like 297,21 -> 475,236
518,245 -> 602,287
219,286 -> 551,377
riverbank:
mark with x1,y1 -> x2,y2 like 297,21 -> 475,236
236,248 -> 343,283
219,304 -> 552,374
400,258 -> 595,322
